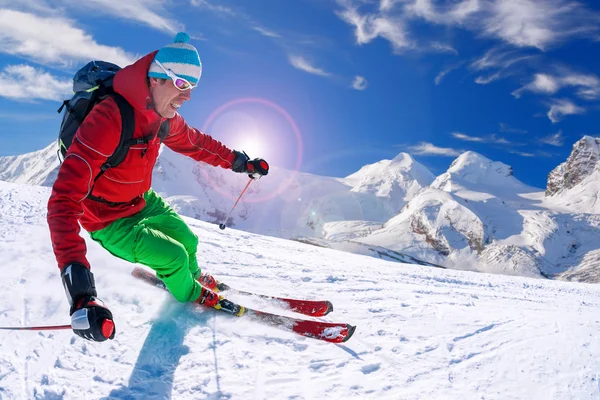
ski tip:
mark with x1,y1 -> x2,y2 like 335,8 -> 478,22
342,324 -> 357,342
323,301 -> 334,316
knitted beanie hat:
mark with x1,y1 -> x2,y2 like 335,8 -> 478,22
148,32 -> 202,85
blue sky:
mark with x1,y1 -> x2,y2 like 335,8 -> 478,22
1,0 -> 599,188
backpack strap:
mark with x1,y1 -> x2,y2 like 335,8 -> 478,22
86,93 -> 152,206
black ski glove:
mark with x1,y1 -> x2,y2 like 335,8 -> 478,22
232,150 -> 269,179
61,263 -> 116,342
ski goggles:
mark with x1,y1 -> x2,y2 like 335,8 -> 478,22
154,60 -> 197,91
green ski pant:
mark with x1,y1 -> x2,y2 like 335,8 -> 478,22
90,189 -> 203,303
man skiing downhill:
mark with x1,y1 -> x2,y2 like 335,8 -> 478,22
47,32 -> 269,342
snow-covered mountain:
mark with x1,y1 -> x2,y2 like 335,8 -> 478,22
2,136 -> 600,282
2,180 -> 600,400
355,147 -> 600,280
0,141 -> 435,264
544,136 -> 600,214
546,135 -> 600,196
0,142 -> 59,186
342,152 -> 434,209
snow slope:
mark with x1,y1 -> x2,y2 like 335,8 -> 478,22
2,180 -> 600,399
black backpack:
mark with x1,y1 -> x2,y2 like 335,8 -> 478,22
56,61 -> 154,204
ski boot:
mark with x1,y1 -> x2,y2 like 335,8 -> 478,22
196,286 -> 245,317
197,272 -> 218,290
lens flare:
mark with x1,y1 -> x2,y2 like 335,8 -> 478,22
200,97 -> 304,203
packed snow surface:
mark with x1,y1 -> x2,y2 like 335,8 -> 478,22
1,181 -> 600,399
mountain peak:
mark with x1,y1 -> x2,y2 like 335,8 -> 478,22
342,153 -> 434,210
391,152 -> 415,165
546,135 -> 600,196
432,151 -> 519,190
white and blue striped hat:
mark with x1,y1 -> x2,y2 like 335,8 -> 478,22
148,32 -> 202,85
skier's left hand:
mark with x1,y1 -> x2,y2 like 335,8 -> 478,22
232,151 -> 269,179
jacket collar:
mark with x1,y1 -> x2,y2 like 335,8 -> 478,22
113,51 -> 163,123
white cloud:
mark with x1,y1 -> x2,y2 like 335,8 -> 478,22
336,0 -> 600,58
405,0 -> 480,25
190,0 -> 237,17
435,63 -> 462,85
0,10 -> 135,67
540,131 -> 564,146
336,5 -> 412,52
352,75 -> 367,90
482,0 -> 595,50
561,73 -> 600,100
409,142 -> 462,156
379,0 -> 402,12
452,132 -> 512,145
546,99 -> 585,123
72,0 -> 182,34
0,64 -> 71,101
512,74 -> 560,98
513,71 -> 600,100
3,0 -> 182,34
509,150 -> 536,157
288,55 -> 331,77
252,26 -> 281,38
430,42 -> 458,55
451,132 -> 485,142
471,47 -> 535,84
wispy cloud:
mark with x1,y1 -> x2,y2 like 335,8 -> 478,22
6,0 -> 182,34
0,64 -> 71,101
335,4 -> 413,52
499,123 -> 528,134
435,63 -> 462,85
509,150 -> 536,157
352,75 -> 367,90
409,142 -> 462,156
482,0 -> 597,51
252,26 -> 281,38
288,55 -> 331,77
430,41 -> 458,55
546,98 -> 585,123
451,132 -> 512,145
0,9 -> 135,67
336,0 -> 600,58
405,0 -> 480,25
540,130 -> 564,146
451,132 -> 485,143
471,47 -> 536,84
513,71 -> 600,100
72,0 -> 182,34
190,0 -> 237,17
512,73 -> 559,98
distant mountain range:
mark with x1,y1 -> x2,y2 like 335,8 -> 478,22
2,136 -> 600,282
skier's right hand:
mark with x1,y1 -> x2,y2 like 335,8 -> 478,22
232,150 -> 269,179
61,263 -> 116,342
70,296 -> 116,342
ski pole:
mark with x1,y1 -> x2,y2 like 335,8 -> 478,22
219,177 -> 253,230
0,324 -> 71,331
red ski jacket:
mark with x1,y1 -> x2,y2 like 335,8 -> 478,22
47,51 -> 236,270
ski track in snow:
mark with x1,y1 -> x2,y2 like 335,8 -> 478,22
1,181 -> 600,399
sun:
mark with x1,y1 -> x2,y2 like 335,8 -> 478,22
231,131 -> 270,160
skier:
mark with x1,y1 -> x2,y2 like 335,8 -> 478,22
47,32 -> 269,342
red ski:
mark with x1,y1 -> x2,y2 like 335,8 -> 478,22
215,281 -> 333,317
131,267 -> 355,343
134,267 -> 332,317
